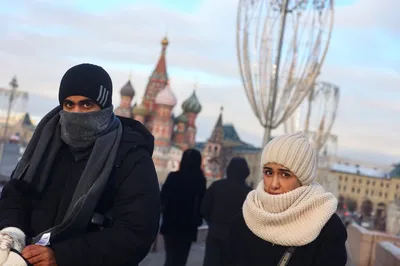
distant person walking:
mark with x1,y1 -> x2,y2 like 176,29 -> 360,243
201,157 -> 252,266
228,132 -> 347,266
160,149 -> 207,266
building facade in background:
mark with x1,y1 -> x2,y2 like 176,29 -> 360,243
333,161 -> 400,215
195,108 -> 261,187
113,37 -> 261,184
0,113 -> 36,144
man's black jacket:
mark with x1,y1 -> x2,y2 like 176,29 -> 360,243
0,116 -> 161,266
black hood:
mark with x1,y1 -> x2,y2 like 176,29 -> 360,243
226,157 -> 250,181
118,116 -> 154,156
179,148 -> 202,173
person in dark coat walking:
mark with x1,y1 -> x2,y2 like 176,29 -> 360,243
160,148 -> 206,266
228,132 -> 347,266
0,63 -> 160,266
201,157 -> 252,266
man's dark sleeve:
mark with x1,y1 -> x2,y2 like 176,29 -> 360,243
52,155 -> 161,266
0,178 -> 33,231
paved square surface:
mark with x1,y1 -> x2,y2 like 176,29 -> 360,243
140,242 -> 205,266
140,241 -> 353,266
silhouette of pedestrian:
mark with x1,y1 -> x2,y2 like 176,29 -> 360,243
160,148 -> 206,266
202,157 -> 252,266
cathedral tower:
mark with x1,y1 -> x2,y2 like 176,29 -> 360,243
114,77 -> 135,118
142,37 -> 169,114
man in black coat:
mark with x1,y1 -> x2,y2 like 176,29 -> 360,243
201,157 -> 252,266
0,63 -> 160,266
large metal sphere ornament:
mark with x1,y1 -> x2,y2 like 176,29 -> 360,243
237,0 -> 334,145
285,81 -> 340,152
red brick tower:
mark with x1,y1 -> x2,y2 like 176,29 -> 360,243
203,107 -> 224,179
173,113 -> 189,150
181,89 -> 202,148
152,84 -> 177,149
143,37 -> 169,115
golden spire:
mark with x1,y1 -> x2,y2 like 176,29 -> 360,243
162,36 -> 169,46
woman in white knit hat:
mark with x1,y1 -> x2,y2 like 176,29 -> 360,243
227,132 -> 347,266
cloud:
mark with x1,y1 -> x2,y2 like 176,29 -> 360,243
1,0 -> 399,165
334,0 -> 400,35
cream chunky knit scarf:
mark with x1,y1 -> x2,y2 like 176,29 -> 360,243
243,181 -> 337,247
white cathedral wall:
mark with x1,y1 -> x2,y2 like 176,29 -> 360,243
154,146 -> 185,184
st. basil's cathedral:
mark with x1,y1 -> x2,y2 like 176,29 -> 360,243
114,37 -> 261,186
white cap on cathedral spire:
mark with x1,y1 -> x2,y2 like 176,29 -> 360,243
155,83 -> 177,107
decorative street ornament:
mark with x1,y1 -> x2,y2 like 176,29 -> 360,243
237,0 -> 335,145
285,81 -> 340,153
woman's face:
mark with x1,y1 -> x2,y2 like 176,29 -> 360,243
263,163 -> 301,194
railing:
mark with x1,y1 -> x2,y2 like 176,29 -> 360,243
347,223 -> 400,266
374,241 -> 400,266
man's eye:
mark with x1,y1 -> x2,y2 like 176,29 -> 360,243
83,103 -> 92,108
64,103 -> 73,108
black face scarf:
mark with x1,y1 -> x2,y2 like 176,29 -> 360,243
59,106 -> 116,150
12,105 -> 122,244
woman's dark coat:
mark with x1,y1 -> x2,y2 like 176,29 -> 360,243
228,212 -> 347,266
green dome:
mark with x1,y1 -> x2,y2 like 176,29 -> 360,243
133,102 -> 149,116
175,113 -> 188,123
182,91 -> 202,114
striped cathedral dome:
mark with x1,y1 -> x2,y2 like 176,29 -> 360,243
155,85 -> 177,106
182,90 -> 202,114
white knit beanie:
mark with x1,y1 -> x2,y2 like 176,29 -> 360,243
261,131 -> 316,185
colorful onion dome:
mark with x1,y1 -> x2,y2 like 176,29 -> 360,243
132,101 -> 149,116
155,85 -> 177,106
120,80 -> 135,98
175,113 -> 188,123
182,90 -> 202,114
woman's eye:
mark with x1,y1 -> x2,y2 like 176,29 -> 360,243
263,170 -> 273,176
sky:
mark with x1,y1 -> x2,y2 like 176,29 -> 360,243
0,0 -> 399,165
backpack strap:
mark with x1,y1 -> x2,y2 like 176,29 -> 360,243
90,146 -> 150,229
277,247 -> 296,266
